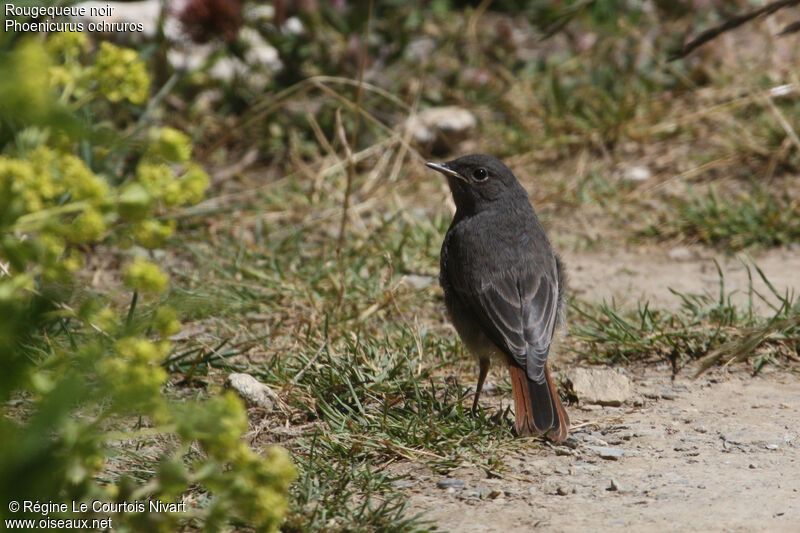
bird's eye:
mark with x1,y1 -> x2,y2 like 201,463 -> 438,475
472,168 -> 488,181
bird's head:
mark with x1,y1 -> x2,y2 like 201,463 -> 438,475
426,154 -> 526,214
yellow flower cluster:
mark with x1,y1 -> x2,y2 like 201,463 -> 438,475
1,147 -> 110,280
135,161 -> 210,208
45,31 -> 89,60
124,257 -> 169,294
148,127 -> 193,163
96,337 -> 171,413
171,393 -> 297,532
93,42 -> 150,105
1,146 -> 107,215
2,33 -> 294,533
153,306 -> 181,337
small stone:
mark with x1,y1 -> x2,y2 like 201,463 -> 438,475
749,464 -> 757,469
459,489 -> 481,500
765,444 -> 780,450
566,368 -> 632,406
405,107 -> 477,153
694,426 -> 708,434
556,486 -> 570,496
668,247 -> 692,261
586,445 -> 632,460
564,436 -> 581,449
474,487 -> 493,499
622,165 -> 652,183
607,479 -> 620,492
389,479 -> 413,489
581,434 -> 610,446
225,373 -> 277,410
488,489 -> 503,499
659,388 -> 678,400
437,478 -> 465,489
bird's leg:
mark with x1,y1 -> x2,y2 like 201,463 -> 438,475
472,358 -> 490,414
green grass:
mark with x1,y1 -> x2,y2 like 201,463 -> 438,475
644,186 -> 800,250
155,182 -> 526,531
569,261 -> 800,375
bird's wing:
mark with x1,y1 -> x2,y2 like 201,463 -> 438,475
450,264 -> 559,384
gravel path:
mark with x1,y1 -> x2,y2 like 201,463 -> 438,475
397,367 -> 800,532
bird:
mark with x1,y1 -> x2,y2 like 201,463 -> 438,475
426,154 -> 569,442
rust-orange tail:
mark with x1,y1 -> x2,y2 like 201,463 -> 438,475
509,364 -> 569,442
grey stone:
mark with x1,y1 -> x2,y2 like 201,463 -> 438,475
566,368 -> 632,406
607,479 -> 620,491
437,478 -> 465,489
225,373 -> 277,410
622,165 -> 652,183
586,445 -> 635,460
405,107 -> 477,152
668,247 -> 692,261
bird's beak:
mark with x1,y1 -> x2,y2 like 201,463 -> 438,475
425,161 -> 468,182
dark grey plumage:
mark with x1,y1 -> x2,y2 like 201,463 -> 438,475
427,154 -> 569,440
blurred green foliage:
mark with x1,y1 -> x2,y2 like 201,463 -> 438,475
0,33 -> 293,532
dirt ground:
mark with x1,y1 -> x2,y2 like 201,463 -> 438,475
562,245 -> 800,312
393,248 -> 800,533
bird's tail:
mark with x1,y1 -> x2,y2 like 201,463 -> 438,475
509,364 -> 569,442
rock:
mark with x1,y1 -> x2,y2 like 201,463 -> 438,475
765,444 -> 780,450
225,373 -> 277,410
622,165 -> 652,183
389,479 -> 413,490
465,487 -> 495,500
437,478 -> 465,489
659,388 -> 679,400
459,489 -> 481,501
668,247 -> 692,261
555,446 -> 575,456
405,107 -> 477,153
607,479 -> 620,491
580,434 -> 609,446
566,368 -> 632,406
585,445 -> 634,460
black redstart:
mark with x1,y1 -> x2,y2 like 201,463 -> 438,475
426,154 -> 569,442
